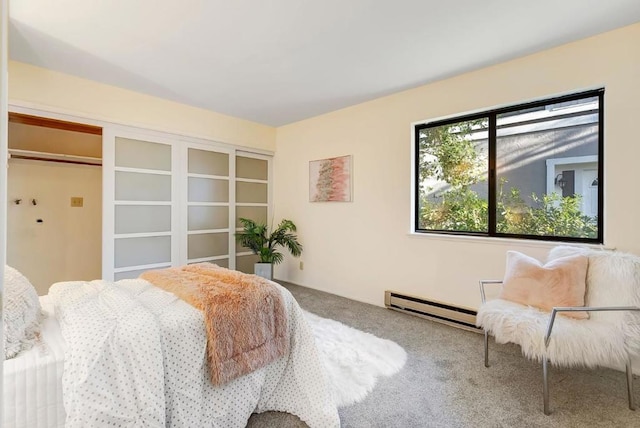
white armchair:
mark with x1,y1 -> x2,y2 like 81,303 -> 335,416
476,246 -> 640,415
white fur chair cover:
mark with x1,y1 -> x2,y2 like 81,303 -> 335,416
477,246 -> 640,369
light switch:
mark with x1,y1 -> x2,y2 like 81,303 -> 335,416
70,197 -> 84,207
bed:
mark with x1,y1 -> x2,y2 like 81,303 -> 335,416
4,295 -> 66,428
3,271 -> 340,428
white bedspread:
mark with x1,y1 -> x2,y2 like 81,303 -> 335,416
3,296 -> 66,428
48,278 -> 339,428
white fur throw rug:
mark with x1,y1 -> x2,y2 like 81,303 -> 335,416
304,311 -> 407,408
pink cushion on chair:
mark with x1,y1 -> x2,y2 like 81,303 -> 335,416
499,251 -> 589,320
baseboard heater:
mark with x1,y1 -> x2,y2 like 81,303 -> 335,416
385,291 -> 481,333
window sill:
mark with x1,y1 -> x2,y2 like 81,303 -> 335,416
407,231 -> 610,251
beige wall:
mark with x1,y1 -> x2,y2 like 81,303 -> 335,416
273,23 -> 640,309
9,61 -> 276,151
7,159 -> 102,295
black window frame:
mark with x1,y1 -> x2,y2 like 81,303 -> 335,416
414,88 -> 604,244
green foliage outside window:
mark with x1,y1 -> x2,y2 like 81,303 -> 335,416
496,186 -> 597,238
418,120 -> 486,188
420,187 -> 488,232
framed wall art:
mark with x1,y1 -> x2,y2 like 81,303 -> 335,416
309,155 -> 352,202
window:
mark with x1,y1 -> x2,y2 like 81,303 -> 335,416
414,89 -> 603,243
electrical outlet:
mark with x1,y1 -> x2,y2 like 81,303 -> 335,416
70,197 -> 84,207
299,261 -> 304,270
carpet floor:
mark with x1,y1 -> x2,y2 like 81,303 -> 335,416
248,282 -> 640,427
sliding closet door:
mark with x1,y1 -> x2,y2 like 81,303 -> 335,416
103,131 -> 177,280
103,127 -> 272,280
235,152 -> 271,274
184,145 -> 233,268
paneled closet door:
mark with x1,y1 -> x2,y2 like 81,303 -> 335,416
184,145 -> 233,268
235,152 -> 271,274
103,131 -> 178,280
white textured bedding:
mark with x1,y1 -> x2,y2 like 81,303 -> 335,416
3,296 -> 66,428
48,278 -> 339,427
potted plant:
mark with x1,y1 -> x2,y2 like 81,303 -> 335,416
235,218 -> 303,280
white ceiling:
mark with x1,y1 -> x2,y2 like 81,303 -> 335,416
9,0 -> 640,126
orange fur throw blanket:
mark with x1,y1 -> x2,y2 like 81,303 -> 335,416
140,263 -> 288,385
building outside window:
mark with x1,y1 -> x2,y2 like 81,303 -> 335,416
414,89 -> 603,243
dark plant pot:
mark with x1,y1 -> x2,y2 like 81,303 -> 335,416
254,263 -> 273,280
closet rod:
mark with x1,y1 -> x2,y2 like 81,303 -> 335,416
8,149 -> 102,166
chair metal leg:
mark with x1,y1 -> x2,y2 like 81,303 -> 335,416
627,357 -> 635,411
484,330 -> 489,368
543,358 -> 550,415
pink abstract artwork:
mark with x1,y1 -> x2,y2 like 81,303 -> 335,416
309,155 -> 352,202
